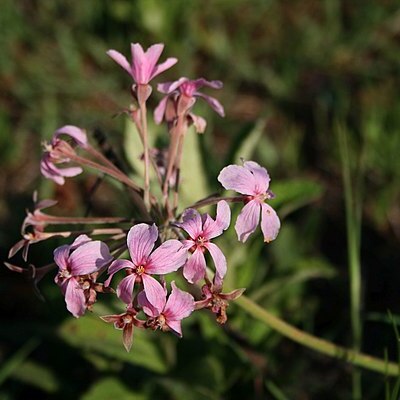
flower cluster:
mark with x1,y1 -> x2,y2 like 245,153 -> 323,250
6,43 -> 281,351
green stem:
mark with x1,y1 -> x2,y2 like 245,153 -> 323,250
236,295 -> 399,376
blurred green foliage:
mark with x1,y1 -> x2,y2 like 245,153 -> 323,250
1,0 -> 400,399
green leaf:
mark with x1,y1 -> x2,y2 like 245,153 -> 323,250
58,315 -> 168,373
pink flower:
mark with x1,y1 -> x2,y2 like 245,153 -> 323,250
154,78 -> 225,130
54,235 -> 112,318
107,43 -> 177,85
218,161 -> 280,243
138,281 -> 194,337
105,224 -> 187,310
175,201 -> 230,284
41,125 -> 87,185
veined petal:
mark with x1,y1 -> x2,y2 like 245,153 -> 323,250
183,248 -> 206,284
217,164 -> 257,195
243,161 -> 270,194
54,244 -> 70,270
141,274 -> 166,311
151,57 -> 178,81
204,242 -> 227,279
69,241 -> 112,275
235,200 -> 261,242
70,234 -> 92,250
203,200 -> 231,239
117,274 -> 137,304
105,259 -> 135,287
146,239 -> 187,274
65,277 -> 86,318
196,92 -> 225,117
260,203 -> 281,243
127,223 -> 158,266
175,208 -> 203,239
53,125 -> 88,147
107,49 -> 132,76
164,281 -> 194,320
137,290 -> 164,317
166,319 -> 183,337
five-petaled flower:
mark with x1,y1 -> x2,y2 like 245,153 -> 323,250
105,224 -> 187,310
218,161 -> 281,243
40,125 -> 87,185
54,234 -> 112,318
107,43 -> 177,87
175,200 -> 230,284
138,281 -> 194,337
154,78 -> 225,132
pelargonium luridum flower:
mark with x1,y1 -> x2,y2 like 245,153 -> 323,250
138,281 -> 194,337
105,224 -> 187,310
154,78 -> 225,132
41,125 -> 87,185
218,161 -> 280,243
54,234 -> 112,318
175,200 -> 230,284
107,43 -> 178,86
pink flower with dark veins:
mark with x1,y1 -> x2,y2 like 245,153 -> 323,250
105,224 -> 187,310
107,43 -> 178,85
154,78 -> 225,132
218,161 -> 280,243
138,281 -> 194,337
175,200 -> 230,284
40,125 -> 88,185
54,235 -> 112,318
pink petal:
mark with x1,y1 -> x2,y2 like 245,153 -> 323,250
189,113 -> 207,133
131,43 -> 155,84
53,244 -> 70,271
217,164 -> 258,195
151,57 -> 178,81
53,125 -> 88,147
157,77 -> 187,94
127,223 -> 158,266
137,290 -> 164,317
164,281 -> 194,322
243,161 -> 270,194
117,274 -> 137,304
175,208 -> 203,240
192,78 -> 223,91
202,200 -> 231,239
146,239 -> 187,274
107,49 -> 132,76
183,248 -> 207,284
105,259 -> 135,287
154,95 -> 169,124
40,157 -> 66,185
196,93 -> 225,117
65,277 -> 86,318
69,241 -> 112,275
235,200 -> 261,242
70,234 -> 92,250
260,203 -> 281,243
165,319 -> 182,337
204,242 -> 227,279
141,274 -> 166,311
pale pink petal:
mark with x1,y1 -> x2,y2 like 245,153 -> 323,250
70,234 -> 92,250
151,57 -> 178,81
165,319 -> 182,337
196,93 -> 225,117
105,259 -> 135,287
141,274 -> 166,311
69,241 -> 112,275
117,274 -> 137,304
53,125 -> 88,147
127,223 -> 158,266
260,203 -> 281,243
235,200 -> 261,242
189,113 -> 207,133
146,239 -> 187,274
56,165 -> 84,177
40,157 -> 65,185
164,281 -> 194,322
131,43 -> 151,83
137,290 -> 164,317
192,78 -> 223,91
175,209 -> 203,239
217,165 -> 257,195
53,245 -> 70,270
141,43 -> 164,82
243,161 -> 270,194
204,242 -> 227,279
65,277 -> 86,318
181,239 -> 195,250
183,248 -> 207,284
154,95 -> 170,124
107,49 -> 132,76
157,77 -> 187,94
202,200 -> 231,239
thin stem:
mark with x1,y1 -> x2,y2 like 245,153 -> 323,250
33,215 -> 131,225
236,295 -> 399,376
84,144 -> 121,173
138,98 -> 151,211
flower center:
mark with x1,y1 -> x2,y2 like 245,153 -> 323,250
196,235 -> 207,246
135,265 -> 145,275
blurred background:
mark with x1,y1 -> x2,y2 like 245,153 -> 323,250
1,1 -> 400,399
